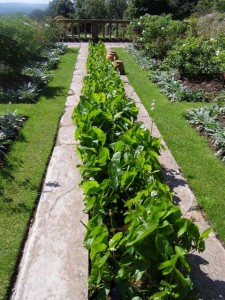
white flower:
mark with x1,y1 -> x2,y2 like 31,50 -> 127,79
216,50 -> 220,56
151,190 -> 158,197
151,99 -> 156,111
138,22 -> 141,25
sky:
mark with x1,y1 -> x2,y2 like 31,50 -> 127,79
0,0 -> 49,3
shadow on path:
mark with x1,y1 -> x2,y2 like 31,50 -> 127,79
189,254 -> 225,299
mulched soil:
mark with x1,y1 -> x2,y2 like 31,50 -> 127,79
183,79 -> 224,94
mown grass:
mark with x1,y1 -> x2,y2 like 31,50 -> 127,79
116,48 -> 225,243
0,48 -> 78,300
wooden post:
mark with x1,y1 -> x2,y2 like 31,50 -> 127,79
84,23 -> 87,38
116,23 -> 119,39
71,21 -> 74,39
109,23 -> 112,39
103,24 -> 105,38
91,21 -> 99,42
78,23 -> 80,38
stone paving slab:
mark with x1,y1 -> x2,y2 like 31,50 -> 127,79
56,126 -> 77,146
65,94 -> 80,107
60,106 -> 75,127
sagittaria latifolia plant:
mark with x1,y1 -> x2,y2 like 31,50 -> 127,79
73,42 -> 211,300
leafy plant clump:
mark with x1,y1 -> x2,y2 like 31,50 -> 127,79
73,42 -> 210,299
128,14 -> 187,59
185,104 -> 225,160
166,37 -> 225,81
0,110 -> 25,160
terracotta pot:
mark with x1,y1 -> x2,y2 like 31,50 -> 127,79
113,60 -> 125,75
108,50 -> 118,59
106,53 -> 115,61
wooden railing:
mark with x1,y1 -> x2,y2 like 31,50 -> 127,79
55,19 -> 131,41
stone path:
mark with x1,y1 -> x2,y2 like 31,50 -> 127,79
11,42 -> 225,300
11,43 -> 89,300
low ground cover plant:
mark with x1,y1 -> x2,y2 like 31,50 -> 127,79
185,104 -> 225,160
73,42 -> 210,299
0,110 -> 25,162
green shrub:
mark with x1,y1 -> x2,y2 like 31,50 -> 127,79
0,15 -> 65,103
129,14 -> 187,59
0,16 -> 59,80
166,37 -> 225,80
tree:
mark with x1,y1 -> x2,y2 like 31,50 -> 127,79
123,0 -> 198,19
168,0 -> 198,18
105,0 -> 128,19
124,0 -> 171,18
74,0 -> 106,19
30,9 -> 46,19
46,0 -> 75,18
194,0 -> 225,15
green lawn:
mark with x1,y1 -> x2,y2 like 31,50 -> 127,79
0,48 -> 78,300
116,48 -> 225,243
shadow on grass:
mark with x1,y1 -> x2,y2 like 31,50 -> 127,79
40,85 -> 65,99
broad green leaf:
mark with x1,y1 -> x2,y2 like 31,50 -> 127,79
155,234 -> 174,259
121,170 -> 136,189
99,252 -> 110,267
159,257 -> 176,270
174,267 -> 192,288
150,290 -> 168,299
200,227 -> 212,240
162,265 -> 174,275
81,180 -> 99,195
129,221 -> 158,245
109,232 -> 123,250
175,245 -> 187,255
177,219 -> 187,238
111,151 -> 121,162
90,243 -> 107,260
98,147 -> 110,166
133,269 -> 145,282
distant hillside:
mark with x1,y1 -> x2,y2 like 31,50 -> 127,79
0,3 -> 48,15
